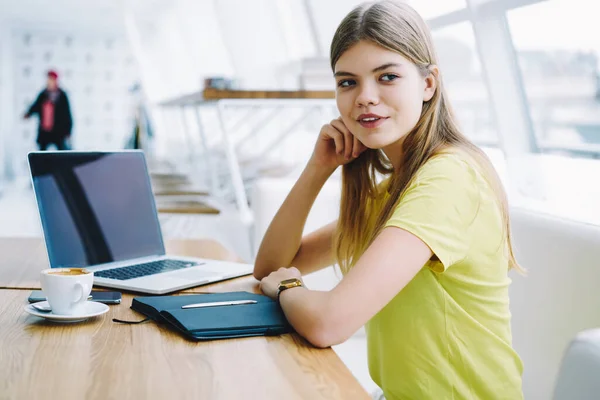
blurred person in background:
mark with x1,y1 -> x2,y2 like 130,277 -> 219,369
23,69 -> 73,150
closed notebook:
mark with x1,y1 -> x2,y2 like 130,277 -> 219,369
131,291 -> 292,340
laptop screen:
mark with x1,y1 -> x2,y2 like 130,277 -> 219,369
28,151 -> 166,268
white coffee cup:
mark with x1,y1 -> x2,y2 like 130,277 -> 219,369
40,268 -> 93,315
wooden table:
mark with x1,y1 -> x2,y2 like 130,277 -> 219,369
0,238 -> 369,399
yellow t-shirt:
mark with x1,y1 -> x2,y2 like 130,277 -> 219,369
364,152 -> 523,399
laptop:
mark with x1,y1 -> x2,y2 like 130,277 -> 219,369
28,150 -> 253,294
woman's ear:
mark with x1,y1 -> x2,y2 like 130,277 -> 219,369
423,65 -> 439,102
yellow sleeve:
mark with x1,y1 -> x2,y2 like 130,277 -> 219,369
384,154 -> 480,272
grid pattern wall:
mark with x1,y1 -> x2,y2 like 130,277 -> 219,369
11,28 -> 138,175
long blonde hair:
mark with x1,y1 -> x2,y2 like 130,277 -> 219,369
331,1 -> 521,274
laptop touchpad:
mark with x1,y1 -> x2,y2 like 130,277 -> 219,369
168,268 -> 221,280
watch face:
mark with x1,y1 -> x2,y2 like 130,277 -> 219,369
278,278 -> 303,299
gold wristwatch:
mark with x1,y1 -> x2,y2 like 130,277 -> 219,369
277,278 -> 303,300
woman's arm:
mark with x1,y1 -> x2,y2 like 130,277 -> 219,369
253,118 -> 367,280
261,154 -> 479,348
253,164 -> 336,280
288,219 -> 338,275
260,226 -> 432,347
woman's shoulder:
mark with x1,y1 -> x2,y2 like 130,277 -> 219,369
425,148 -> 476,169
376,150 -> 480,195
415,149 -> 480,184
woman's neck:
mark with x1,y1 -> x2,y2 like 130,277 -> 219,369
382,138 -> 405,171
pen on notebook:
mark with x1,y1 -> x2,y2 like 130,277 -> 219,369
181,300 -> 258,309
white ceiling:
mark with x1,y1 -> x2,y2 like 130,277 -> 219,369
0,0 -> 174,34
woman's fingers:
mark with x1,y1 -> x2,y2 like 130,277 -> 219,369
330,119 -> 353,159
320,117 -> 366,164
322,124 -> 344,155
352,136 -> 367,158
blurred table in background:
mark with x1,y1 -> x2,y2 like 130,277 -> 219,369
160,88 -> 335,106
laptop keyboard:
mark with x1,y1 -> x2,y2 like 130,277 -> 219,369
94,259 -> 202,281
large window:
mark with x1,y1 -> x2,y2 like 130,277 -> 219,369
432,23 -> 497,145
508,0 -> 600,158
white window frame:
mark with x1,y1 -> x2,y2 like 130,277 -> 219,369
430,0 -> 547,157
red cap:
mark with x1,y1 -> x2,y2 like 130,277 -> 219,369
47,70 -> 58,79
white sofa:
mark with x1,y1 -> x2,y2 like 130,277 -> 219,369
251,176 -> 600,399
509,208 -> 600,399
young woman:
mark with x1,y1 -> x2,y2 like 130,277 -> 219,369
253,1 -> 523,398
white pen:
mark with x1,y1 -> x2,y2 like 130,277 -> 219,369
181,300 -> 258,309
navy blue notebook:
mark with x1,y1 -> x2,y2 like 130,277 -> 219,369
131,291 -> 292,340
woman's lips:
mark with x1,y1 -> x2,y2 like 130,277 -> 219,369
357,116 -> 388,129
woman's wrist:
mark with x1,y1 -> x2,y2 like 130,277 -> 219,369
278,285 -> 307,304
304,159 -> 337,184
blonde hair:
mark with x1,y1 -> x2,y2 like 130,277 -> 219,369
331,0 -> 521,274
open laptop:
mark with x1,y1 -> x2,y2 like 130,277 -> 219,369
28,150 -> 253,294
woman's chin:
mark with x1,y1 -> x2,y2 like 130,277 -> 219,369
360,136 -> 396,150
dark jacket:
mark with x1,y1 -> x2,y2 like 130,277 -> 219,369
25,89 -> 73,144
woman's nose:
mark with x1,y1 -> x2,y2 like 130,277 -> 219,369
355,83 -> 379,107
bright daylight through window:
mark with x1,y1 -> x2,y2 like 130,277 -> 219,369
508,0 -> 600,159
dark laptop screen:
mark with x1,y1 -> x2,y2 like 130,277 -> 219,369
28,151 -> 165,268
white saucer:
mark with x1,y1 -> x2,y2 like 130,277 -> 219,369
24,301 -> 109,323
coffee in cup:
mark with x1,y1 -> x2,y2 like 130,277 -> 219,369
46,268 -> 89,276
40,268 -> 93,315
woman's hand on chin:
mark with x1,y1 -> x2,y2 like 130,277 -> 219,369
309,117 -> 367,171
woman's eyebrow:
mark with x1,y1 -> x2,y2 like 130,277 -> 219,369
372,62 -> 402,73
334,62 -> 403,77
